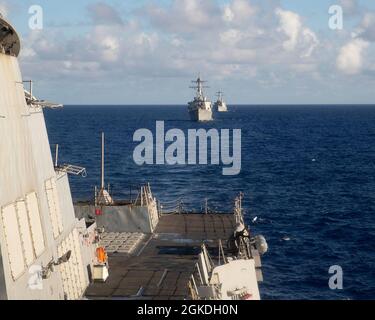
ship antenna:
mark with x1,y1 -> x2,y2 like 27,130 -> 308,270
101,132 -> 105,189
198,77 -> 202,97
97,132 -> 114,205
217,91 -> 223,100
54,144 -> 59,167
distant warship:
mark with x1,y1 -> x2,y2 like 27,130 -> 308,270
188,76 -> 213,121
214,91 -> 228,112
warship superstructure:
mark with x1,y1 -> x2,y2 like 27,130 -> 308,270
0,15 -> 103,300
188,76 -> 213,121
214,91 -> 228,112
0,17 -> 267,300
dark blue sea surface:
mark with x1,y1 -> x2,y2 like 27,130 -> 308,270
44,105 -> 375,300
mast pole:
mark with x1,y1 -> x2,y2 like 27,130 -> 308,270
55,144 -> 59,167
101,132 -> 105,189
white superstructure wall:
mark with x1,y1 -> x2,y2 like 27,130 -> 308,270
0,49 -> 91,299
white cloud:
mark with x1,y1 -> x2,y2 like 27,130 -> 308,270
211,47 -> 256,64
0,1 -> 9,17
275,8 -> 319,57
338,0 -> 359,15
301,29 -> 319,58
87,2 -> 124,25
98,33 -> 120,62
20,47 -> 36,59
146,0 -> 221,33
222,6 -> 235,22
275,8 -> 302,51
336,38 -> 369,74
222,0 -> 257,24
220,29 -> 243,46
20,19 -> 159,80
17,0 -> 331,103
359,12 -> 375,42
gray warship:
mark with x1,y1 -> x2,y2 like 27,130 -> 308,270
0,16 -> 267,300
188,76 -> 213,122
214,91 -> 228,112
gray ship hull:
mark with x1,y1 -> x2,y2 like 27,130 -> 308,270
214,101 -> 228,112
217,105 -> 228,112
189,108 -> 213,121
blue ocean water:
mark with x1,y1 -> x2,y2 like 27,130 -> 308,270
44,105 -> 375,300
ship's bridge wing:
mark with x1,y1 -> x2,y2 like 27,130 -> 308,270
0,15 -> 21,57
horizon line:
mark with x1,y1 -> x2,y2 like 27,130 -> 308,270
60,103 -> 375,107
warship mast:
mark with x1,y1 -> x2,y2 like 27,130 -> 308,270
96,132 -> 113,206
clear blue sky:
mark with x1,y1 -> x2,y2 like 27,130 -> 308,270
1,0 -> 375,104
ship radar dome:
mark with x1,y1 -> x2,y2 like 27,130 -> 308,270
0,16 -> 21,57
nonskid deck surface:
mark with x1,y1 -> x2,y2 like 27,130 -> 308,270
85,213 -> 235,300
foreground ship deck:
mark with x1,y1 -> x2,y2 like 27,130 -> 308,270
85,214 -> 236,300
